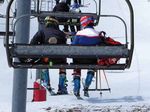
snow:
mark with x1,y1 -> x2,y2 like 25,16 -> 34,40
1,0 -> 150,112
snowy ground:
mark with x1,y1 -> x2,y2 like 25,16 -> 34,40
1,0 -> 150,112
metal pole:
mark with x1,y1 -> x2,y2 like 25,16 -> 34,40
12,0 -> 31,112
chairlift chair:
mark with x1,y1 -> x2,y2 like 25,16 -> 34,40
5,0 -> 134,70
31,0 -> 100,26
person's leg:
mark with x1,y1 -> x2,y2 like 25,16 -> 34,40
76,25 -> 81,31
72,69 -> 81,96
42,69 -> 51,89
74,0 -> 77,3
74,0 -> 81,5
70,25 -> 76,32
78,0 -> 81,5
66,0 -> 71,5
84,69 -> 95,97
55,0 -> 59,4
76,19 -> 81,31
63,25 -> 69,32
57,69 -> 68,94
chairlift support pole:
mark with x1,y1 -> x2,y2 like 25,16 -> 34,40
11,0 -> 31,112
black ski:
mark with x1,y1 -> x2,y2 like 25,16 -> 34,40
75,95 -> 83,100
48,89 -> 57,96
84,91 -> 89,97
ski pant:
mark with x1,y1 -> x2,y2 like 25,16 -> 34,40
58,69 -> 68,94
72,69 -> 95,94
74,0 -> 81,5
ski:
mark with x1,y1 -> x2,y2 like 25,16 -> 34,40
75,95 -> 83,100
48,89 -> 57,96
84,91 -> 89,97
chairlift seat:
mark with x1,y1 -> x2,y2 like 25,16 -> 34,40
9,44 -> 129,69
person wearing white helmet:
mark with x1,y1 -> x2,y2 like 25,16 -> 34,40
71,16 -> 102,98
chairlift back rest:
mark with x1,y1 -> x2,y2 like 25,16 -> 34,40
33,11 -> 99,25
11,44 -> 129,59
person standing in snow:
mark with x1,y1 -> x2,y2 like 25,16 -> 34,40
71,16 -> 102,97
30,16 -> 68,95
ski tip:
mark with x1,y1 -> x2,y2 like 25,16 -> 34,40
75,96 -> 84,100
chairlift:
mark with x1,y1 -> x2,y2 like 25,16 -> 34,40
30,0 -> 100,26
5,0 -> 134,70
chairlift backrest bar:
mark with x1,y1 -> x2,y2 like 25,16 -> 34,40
37,11 -> 98,19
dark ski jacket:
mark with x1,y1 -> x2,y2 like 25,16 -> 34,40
30,24 -> 66,45
29,24 -> 67,64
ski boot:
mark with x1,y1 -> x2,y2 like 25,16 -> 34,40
73,76 -> 83,99
47,85 -> 56,95
83,86 -> 89,97
57,73 -> 68,95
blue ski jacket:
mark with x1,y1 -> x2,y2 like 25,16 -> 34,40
72,26 -> 101,45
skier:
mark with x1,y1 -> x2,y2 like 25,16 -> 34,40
53,0 -> 70,32
30,16 -> 68,95
71,16 -> 102,98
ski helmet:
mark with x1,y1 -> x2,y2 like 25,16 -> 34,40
80,16 -> 94,27
44,16 -> 59,26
